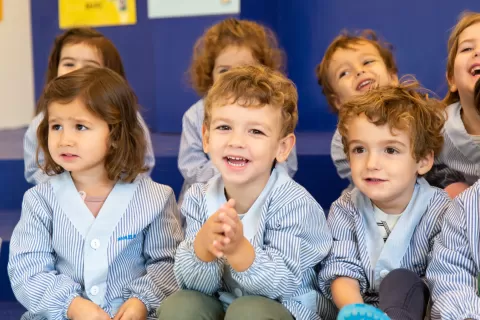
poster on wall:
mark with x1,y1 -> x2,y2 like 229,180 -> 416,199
59,0 -> 137,29
147,0 -> 240,19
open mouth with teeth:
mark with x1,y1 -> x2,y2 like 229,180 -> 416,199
470,65 -> 480,76
356,79 -> 375,91
365,178 -> 386,183
225,156 -> 249,167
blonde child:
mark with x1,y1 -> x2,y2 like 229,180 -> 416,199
24,28 -> 155,185
9,67 -> 182,320
158,65 -> 333,320
178,18 -> 298,204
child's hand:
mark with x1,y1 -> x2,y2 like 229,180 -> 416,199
113,297 -> 148,320
67,297 -> 111,320
445,182 -> 470,198
214,199 -> 245,256
194,209 -> 228,261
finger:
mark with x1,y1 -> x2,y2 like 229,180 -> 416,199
223,206 -> 238,220
223,226 -> 235,242
226,198 -> 236,208
219,213 -> 236,228
113,308 -> 124,320
210,220 -> 225,233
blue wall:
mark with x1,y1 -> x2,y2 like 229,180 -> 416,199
32,1 -> 480,133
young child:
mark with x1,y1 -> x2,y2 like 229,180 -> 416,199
318,81 -> 450,320
431,12 -> 480,198
315,30 -> 398,189
8,67 -> 182,320
425,77 -> 480,320
24,27 -> 155,185
157,65 -> 334,320
178,18 -> 298,204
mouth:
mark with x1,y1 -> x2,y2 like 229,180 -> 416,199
61,153 -> 79,159
224,156 -> 249,167
356,79 -> 375,91
364,177 -> 386,183
470,64 -> 480,76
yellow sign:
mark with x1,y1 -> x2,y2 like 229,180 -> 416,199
59,0 -> 136,29
0,0 -> 3,22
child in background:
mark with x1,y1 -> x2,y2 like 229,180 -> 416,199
9,68 -> 182,320
425,77 -> 480,320
315,30 -> 398,190
429,12 -> 480,198
158,65 -> 333,320
318,81 -> 450,320
24,28 -> 155,185
178,18 -> 298,204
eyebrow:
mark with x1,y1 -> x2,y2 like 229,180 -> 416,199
212,117 -> 272,131
49,116 -> 94,125
60,57 -> 101,66
348,139 -> 407,147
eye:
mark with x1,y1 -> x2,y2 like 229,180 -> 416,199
218,68 -> 229,74
216,125 -> 230,131
51,124 -> 62,131
364,59 -> 375,65
339,70 -> 349,79
460,47 -> 473,53
249,129 -> 265,135
62,62 -> 75,67
351,146 -> 365,154
76,124 -> 88,131
385,147 -> 399,154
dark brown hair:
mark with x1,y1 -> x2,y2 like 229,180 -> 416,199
37,67 -> 147,182
204,65 -> 298,137
316,29 -> 398,112
46,28 -> 125,83
338,80 -> 445,161
189,18 -> 284,96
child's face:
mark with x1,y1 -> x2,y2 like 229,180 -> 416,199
47,98 -> 110,179
203,102 -> 294,189
327,41 -> 397,111
57,43 -> 103,77
347,114 -> 433,214
213,45 -> 257,82
450,22 -> 480,106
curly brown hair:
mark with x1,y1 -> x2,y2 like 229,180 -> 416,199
37,67 -> 147,182
444,12 -> 480,106
338,80 -> 446,162
315,29 -> 398,112
45,28 -> 125,83
204,65 -> 298,137
189,18 -> 284,96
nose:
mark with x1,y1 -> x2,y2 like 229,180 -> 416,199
366,152 -> 381,170
59,129 -> 74,147
356,69 -> 366,77
228,130 -> 246,148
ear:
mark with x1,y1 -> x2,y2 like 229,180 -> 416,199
389,72 -> 399,85
202,124 -> 210,154
446,71 -> 457,93
275,133 -> 296,163
331,94 -> 342,112
417,151 -> 434,176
